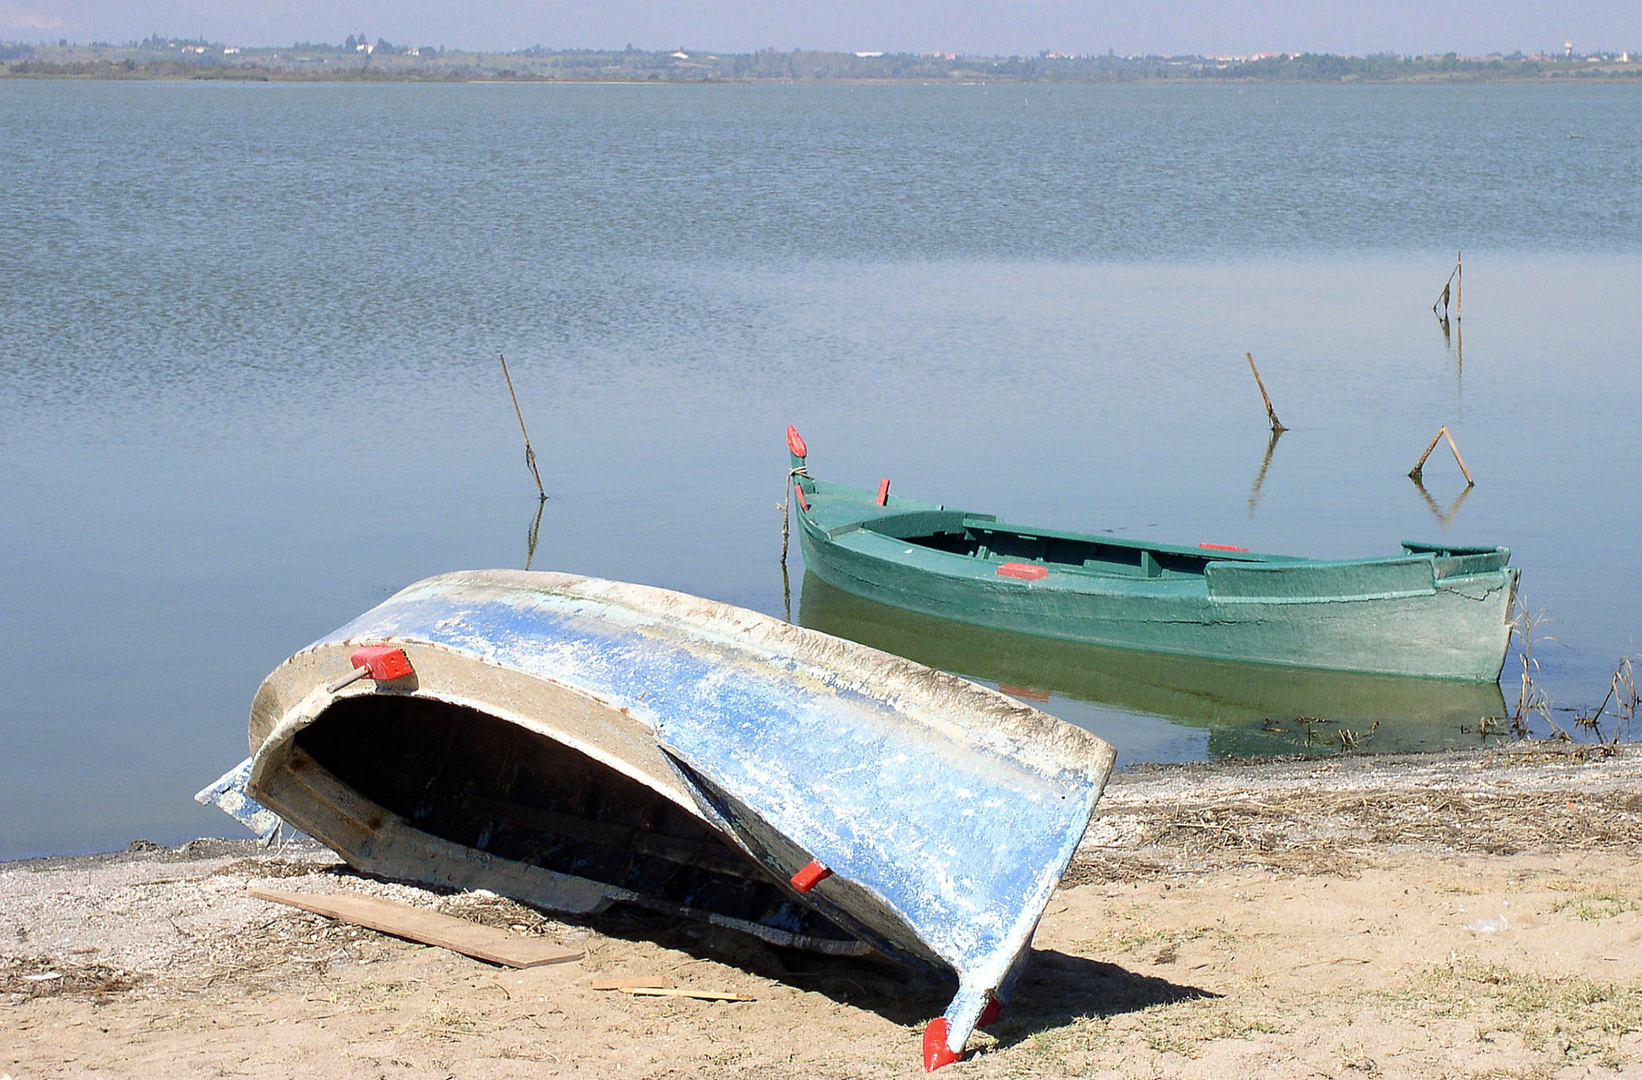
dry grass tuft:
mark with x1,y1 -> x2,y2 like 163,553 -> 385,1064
419,999 -> 480,1037
434,892 -> 565,936
1509,600 -> 1559,738
209,858 -> 331,880
1551,892 -> 1642,921
1397,957 -> 1642,1062
0,954 -> 140,1000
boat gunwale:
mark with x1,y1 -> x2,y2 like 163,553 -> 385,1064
308,570 -> 1116,781
798,477 -> 1512,585
806,506 -> 1505,599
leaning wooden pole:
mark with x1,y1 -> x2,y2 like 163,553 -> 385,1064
1246,352 -> 1287,432
1408,425 -> 1475,487
1433,263 -> 1457,318
499,353 -> 547,501
1455,250 -> 1462,323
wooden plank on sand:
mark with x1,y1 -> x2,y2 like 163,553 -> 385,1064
590,979 -> 753,1001
249,886 -> 583,969
622,986 -> 755,1001
591,976 -> 677,991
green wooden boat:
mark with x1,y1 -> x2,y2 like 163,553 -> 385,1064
787,427 -> 1519,683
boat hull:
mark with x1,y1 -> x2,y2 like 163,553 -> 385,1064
795,479 -> 1517,682
238,570 -> 1115,1064
799,572 -> 1510,756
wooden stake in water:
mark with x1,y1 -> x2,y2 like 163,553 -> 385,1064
1408,425 -> 1475,487
1455,250 -> 1462,323
1433,256 -> 1459,320
499,353 -> 547,501
1246,352 -> 1287,432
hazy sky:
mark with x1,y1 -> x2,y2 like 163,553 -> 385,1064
2,0 -> 1637,57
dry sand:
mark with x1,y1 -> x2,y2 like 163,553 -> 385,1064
4,745 -> 1641,1079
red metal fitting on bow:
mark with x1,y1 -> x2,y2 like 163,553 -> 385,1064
326,646 -> 415,693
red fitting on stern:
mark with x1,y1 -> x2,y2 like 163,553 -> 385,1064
922,1019 -> 962,1071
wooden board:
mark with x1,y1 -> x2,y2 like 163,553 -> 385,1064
589,976 -> 751,1000
623,987 -> 754,1001
591,976 -> 676,991
249,887 -> 583,969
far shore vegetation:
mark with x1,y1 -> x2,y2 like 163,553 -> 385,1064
2,36 -> 1641,84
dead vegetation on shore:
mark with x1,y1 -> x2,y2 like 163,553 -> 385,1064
1070,782 -> 1642,886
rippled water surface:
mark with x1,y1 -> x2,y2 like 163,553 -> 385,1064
2,80 -> 1640,857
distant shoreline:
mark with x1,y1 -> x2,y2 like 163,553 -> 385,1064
8,65 -> 1642,85
4,45 -> 1641,85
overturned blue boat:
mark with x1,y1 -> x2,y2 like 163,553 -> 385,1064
229,570 -> 1115,1069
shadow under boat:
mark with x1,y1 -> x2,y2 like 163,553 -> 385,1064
798,572 -> 1508,758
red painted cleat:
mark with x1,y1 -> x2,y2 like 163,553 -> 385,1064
793,483 -> 809,512
923,1018 -> 962,1071
978,995 -> 1004,1028
790,859 -> 832,892
875,478 -> 890,506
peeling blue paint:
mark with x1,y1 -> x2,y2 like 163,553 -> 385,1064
285,571 -> 1114,1061
194,757 -> 283,843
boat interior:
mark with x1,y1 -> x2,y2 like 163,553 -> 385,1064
849,508 -> 1509,581
859,509 -> 1250,579
293,693 -> 864,950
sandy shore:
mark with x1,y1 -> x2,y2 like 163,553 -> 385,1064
5,746 -> 1641,1079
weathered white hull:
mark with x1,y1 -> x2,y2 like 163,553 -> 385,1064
229,570 -> 1115,1068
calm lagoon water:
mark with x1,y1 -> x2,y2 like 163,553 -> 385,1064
2,80 -> 1640,858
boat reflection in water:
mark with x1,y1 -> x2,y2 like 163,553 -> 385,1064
799,573 -> 1508,760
